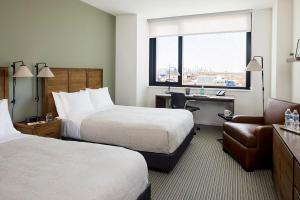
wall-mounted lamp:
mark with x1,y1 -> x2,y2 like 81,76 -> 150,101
11,61 -> 33,120
34,63 -> 54,120
287,39 -> 300,63
246,56 -> 264,111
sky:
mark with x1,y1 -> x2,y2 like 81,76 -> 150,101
156,32 -> 247,73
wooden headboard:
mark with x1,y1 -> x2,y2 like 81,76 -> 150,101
42,68 -> 103,116
0,67 -> 9,99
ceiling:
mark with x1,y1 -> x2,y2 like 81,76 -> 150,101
81,0 -> 274,19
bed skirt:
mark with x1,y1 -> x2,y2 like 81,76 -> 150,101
138,128 -> 194,172
62,128 -> 194,172
137,184 -> 151,200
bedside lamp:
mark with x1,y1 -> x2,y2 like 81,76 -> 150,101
11,61 -> 33,120
33,63 -> 54,121
246,56 -> 264,111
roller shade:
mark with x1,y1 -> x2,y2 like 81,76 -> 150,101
148,11 -> 252,38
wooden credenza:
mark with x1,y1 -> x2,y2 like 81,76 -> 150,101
273,125 -> 300,200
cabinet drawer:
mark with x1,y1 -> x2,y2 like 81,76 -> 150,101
295,161 -> 300,193
294,188 -> 300,200
33,123 -> 60,138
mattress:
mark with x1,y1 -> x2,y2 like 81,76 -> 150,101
62,105 -> 194,154
0,135 -> 148,200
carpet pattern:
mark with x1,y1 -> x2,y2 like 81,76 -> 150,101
149,125 -> 278,200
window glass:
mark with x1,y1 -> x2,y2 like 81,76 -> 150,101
156,36 -> 179,82
182,32 -> 247,87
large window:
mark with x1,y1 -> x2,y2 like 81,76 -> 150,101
149,32 -> 251,89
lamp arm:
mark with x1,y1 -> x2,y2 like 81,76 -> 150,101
251,56 -> 264,111
34,62 -> 47,117
296,39 -> 300,57
10,61 -> 25,120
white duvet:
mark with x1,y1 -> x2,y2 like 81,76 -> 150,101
62,105 -> 194,154
0,134 -> 148,200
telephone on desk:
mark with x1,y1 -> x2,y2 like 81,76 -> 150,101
216,90 -> 226,96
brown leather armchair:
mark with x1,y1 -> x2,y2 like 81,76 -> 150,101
223,98 -> 300,171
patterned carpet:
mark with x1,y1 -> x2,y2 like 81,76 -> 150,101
149,125 -> 278,200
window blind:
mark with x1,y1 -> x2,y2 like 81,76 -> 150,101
148,11 -> 252,38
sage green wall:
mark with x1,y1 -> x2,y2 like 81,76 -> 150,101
0,0 -> 116,121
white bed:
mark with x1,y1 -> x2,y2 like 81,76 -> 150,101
0,99 -> 149,200
61,105 -> 194,154
53,87 -> 194,171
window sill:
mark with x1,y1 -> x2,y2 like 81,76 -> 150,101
147,85 -> 253,92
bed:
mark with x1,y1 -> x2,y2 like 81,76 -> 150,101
42,68 -> 194,172
0,67 -> 151,200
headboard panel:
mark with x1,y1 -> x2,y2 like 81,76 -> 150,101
42,68 -> 103,116
0,67 -> 9,100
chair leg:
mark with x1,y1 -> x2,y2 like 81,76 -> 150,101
194,124 -> 200,134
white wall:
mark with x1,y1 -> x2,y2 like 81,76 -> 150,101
292,0 -> 300,102
116,14 -> 149,106
271,0 -> 293,101
115,15 -> 138,105
136,16 -> 149,106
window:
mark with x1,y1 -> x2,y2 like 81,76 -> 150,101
149,32 -> 251,89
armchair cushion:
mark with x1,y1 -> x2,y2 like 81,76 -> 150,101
224,122 -> 258,148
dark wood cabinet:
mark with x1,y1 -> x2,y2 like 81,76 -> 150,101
273,125 -> 300,200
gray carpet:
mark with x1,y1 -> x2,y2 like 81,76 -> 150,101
149,125 -> 278,200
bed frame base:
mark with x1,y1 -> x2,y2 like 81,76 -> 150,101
62,128 -> 194,172
138,128 -> 194,172
137,184 -> 151,200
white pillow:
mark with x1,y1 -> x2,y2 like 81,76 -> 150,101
86,87 -> 114,109
60,91 -> 94,117
52,92 -> 67,119
0,99 -> 20,137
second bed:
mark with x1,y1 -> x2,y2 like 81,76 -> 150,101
43,68 -> 194,172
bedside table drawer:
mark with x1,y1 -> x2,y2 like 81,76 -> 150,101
14,120 -> 61,139
34,123 -> 60,138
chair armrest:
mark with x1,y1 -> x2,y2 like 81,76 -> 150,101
184,100 -> 196,109
254,125 -> 273,166
232,115 -> 264,124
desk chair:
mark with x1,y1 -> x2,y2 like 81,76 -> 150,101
170,92 -> 200,131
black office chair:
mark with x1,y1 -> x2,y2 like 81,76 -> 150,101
170,92 -> 200,131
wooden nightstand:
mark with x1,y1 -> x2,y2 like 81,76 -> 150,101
14,119 -> 61,139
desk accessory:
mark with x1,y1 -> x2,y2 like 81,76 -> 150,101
11,61 -> 33,120
280,125 -> 300,135
224,109 -> 232,117
185,88 -> 191,95
216,90 -> 226,96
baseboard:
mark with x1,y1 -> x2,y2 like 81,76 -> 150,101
194,121 -> 223,126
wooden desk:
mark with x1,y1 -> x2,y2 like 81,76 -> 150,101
273,124 -> 300,200
155,94 -> 235,113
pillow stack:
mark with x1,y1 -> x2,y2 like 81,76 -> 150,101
52,87 -> 114,119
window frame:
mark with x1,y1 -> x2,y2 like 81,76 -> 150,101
149,32 -> 252,89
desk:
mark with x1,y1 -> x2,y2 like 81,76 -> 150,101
155,94 -> 235,114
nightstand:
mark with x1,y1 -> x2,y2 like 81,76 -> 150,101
14,119 -> 61,139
